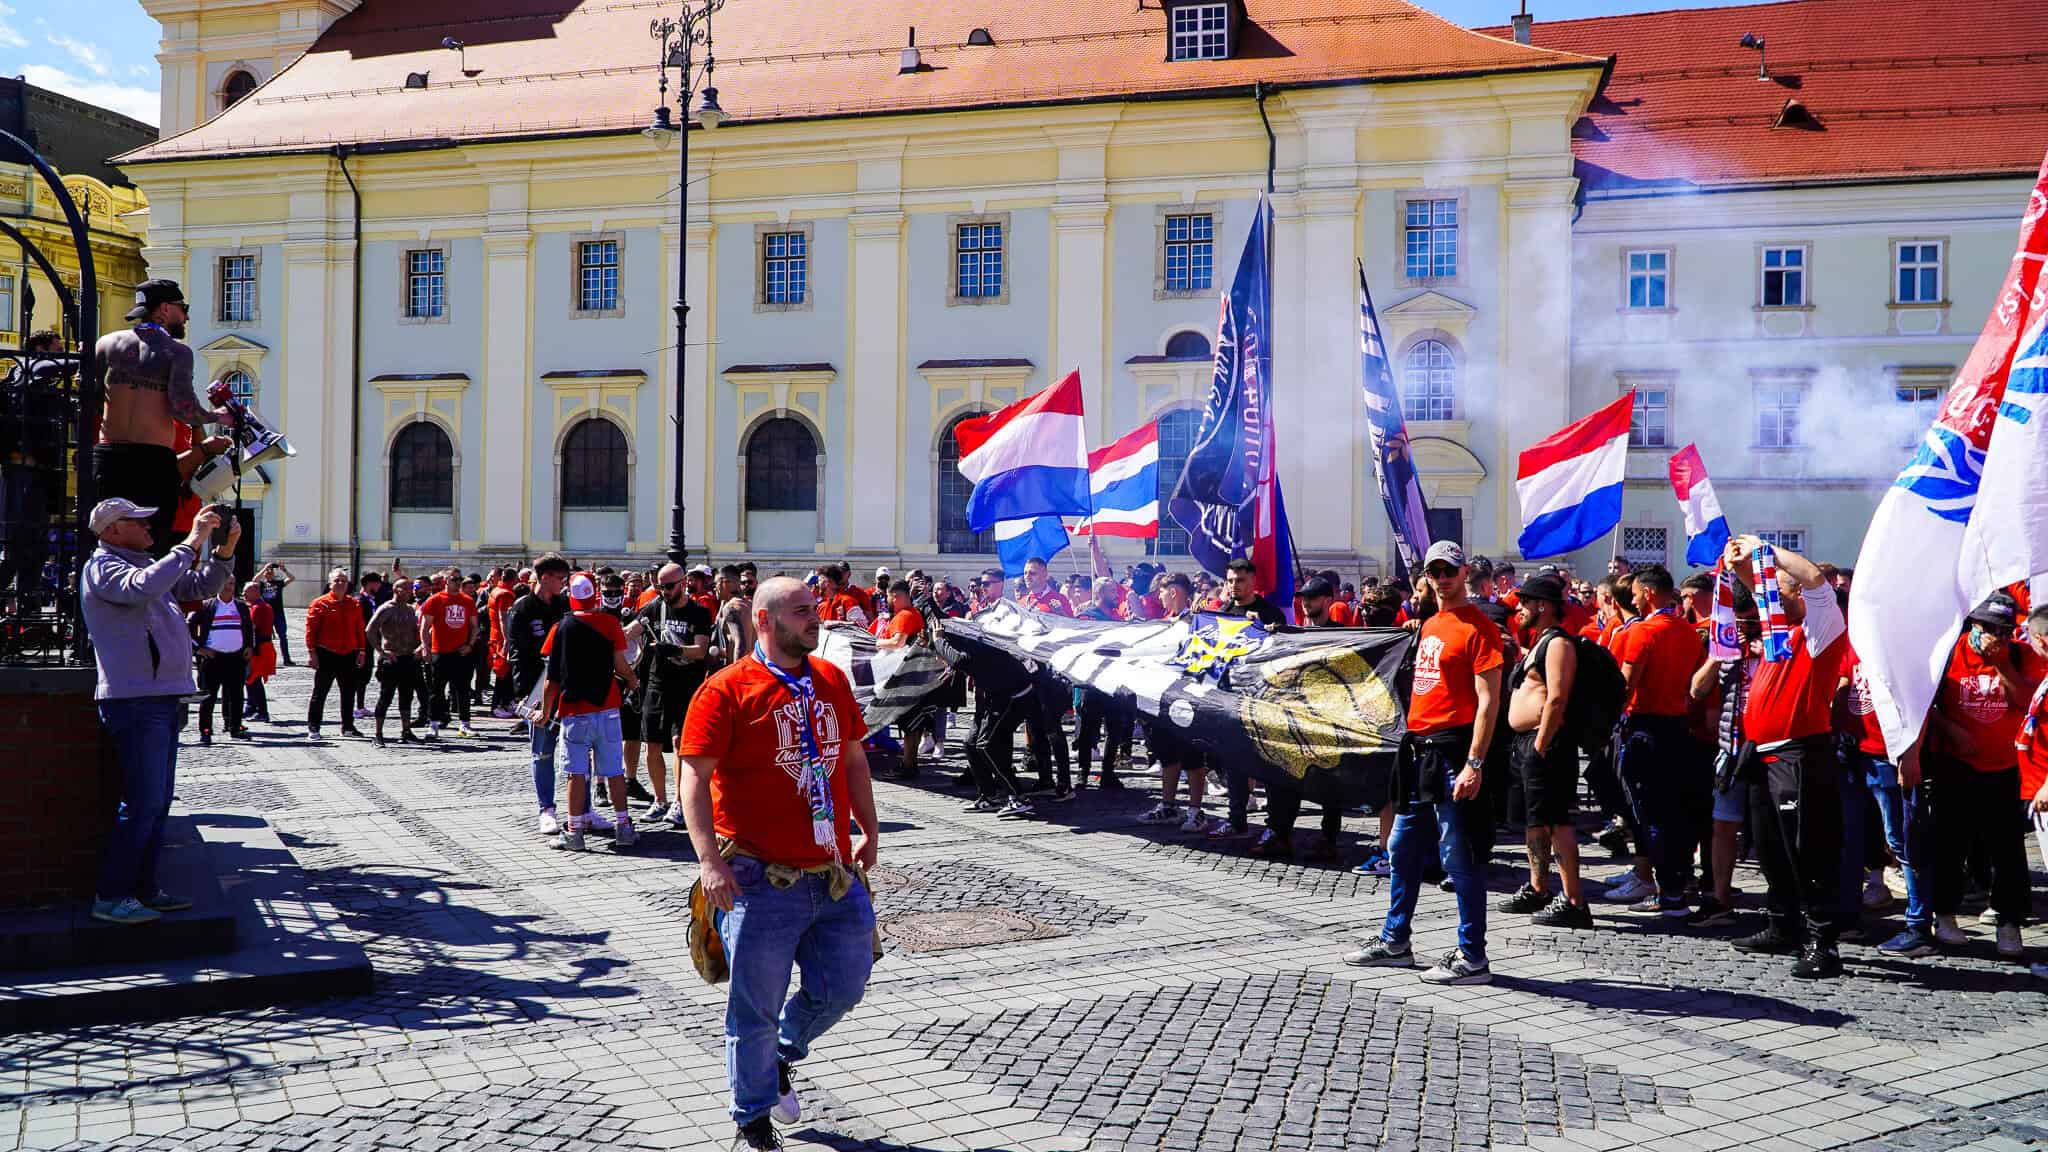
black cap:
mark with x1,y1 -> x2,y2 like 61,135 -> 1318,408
1517,575 -> 1567,604
1298,576 -> 1336,600
1968,591 -> 2019,631
126,279 -> 185,322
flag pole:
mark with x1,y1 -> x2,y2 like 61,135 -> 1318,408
1252,87 -> 1305,590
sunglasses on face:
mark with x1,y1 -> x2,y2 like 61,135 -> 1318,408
658,580 -> 684,590
1424,565 -> 1458,579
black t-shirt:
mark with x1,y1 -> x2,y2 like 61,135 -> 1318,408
507,592 -> 568,694
1226,596 -> 1289,628
635,595 -> 713,697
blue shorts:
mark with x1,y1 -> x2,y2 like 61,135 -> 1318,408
557,709 -> 626,778
1712,781 -> 1746,824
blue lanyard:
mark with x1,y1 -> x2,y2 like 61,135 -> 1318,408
754,644 -> 824,768
753,643 -> 840,858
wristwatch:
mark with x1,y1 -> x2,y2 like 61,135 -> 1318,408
1464,756 -> 1485,772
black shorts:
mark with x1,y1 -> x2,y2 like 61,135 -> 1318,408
1512,729 -> 1579,826
1145,723 -> 1204,771
619,697 -> 643,743
640,683 -> 692,747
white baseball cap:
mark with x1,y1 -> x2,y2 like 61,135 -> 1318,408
568,573 -> 597,602
89,497 -> 156,536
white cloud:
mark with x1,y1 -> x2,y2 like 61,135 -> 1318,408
21,65 -> 158,126
0,3 -> 27,50
39,23 -> 109,76
130,64 -> 152,79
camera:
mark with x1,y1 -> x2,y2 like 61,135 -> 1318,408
202,503 -> 235,551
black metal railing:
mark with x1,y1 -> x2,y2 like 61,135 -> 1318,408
0,349 -> 85,664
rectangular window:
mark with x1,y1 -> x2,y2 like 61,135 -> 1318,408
0,273 -> 13,331
219,254 -> 257,323
1169,3 -> 1230,60
956,222 -> 1004,301
1625,249 -> 1668,310
1897,382 -> 1944,447
1404,198 -> 1458,280
762,231 -> 807,305
577,240 -> 619,312
1756,529 -> 1806,554
405,248 -> 446,319
1755,379 -> 1807,448
1760,245 -> 1806,308
1621,526 -> 1668,568
1895,241 -> 1942,304
1163,213 -> 1214,294
1629,385 -> 1670,449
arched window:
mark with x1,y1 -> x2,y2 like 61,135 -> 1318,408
221,70 -> 257,109
1403,339 -> 1457,422
390,421 -> 453,510
1164,330 -> 1211,360
937,412 -> 993,554
561,418 -> 628,508
222,369 -> 255,409
1150,407 -> 1203,557
744,418 -> 817,512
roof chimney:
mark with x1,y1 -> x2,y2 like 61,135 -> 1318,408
1511,1 -> 1532,45
899,27 -> 920,74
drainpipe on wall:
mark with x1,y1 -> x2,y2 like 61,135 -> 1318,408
335,145 -> 363,578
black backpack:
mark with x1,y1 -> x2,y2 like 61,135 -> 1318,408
1532,628 -> 1627,752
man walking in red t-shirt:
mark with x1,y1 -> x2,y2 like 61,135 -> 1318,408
1345,540 -> 1501,985
678,577 -> 879,1151
418,568 -> 479,739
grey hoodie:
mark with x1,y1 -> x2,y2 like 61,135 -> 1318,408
82,542 -> 232,701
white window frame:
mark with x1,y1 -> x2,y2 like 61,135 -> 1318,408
947,213 -> 1010,307
1625,377 -> 1673,449
1399,193 -> 1463,285
400,244 -> 450,323
1892,366 -> 1952,449
1752,371 -> 1810,450
1400,336 -> 1458,423
754,221 -> 814,313
572,234 -> 623,318
1168,2 -> 1230,60
1892,239 -> 1945,306
0,272 -> 14,334
1157,210 -> 1215,298
1756,529 -> 1807,555
217,250 -> 259,325
1758,243 -> 1810,309
1623,248 -> 1672,312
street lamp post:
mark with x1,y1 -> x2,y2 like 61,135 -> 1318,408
648,3 -> 726,566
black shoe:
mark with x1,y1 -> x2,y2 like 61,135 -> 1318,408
626,776 -> 654,804
1302,835 -> 1341,865
1595,825 -> 1629,855
374,733 -> 388,747
1247,830 -> 1293,859
198,730 -> 212,746
1438,877 -> 1458,893
1790,941 -> 1842,980
1100,774 -> 1126,791
400,729 -> 419,744
1684,897 -> 1735,928
341,726 -> 365,739
1532,899 -> 1594,929
733,1116 -> 782,1150
1497,883 -> 1555,914
229,727 -> 251,740
1733,923 -> 1801,956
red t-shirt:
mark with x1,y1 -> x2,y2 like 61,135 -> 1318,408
1620,611 -> 1701,718
822,592 -> 870,627
1407,602 -> 1504,736
678,656 -> 869,868
540,609 -> 626,717
1936,639 -> 2034,773
1839,645 -> 1889,757
886,608 -> 925,641
419,591 -> 476,655
487,586 -> 517,654
1327,600 -> 1359,627
1746,628 -> 1850,745
1020,585 -> 1073,616
1603,617 -> 1636,660
636,587 -> 660,609
2016,677 -> 2048,802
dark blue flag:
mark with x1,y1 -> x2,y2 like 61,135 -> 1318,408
1358,262 -> 1433,571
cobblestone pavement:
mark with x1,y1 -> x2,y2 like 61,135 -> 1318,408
6,663 -> 2048,1150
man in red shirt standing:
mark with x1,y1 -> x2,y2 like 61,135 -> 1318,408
1926,590 -> 2036,959
679,577 -> 879,1152
1345,541 -> 1501,985
540,573 -> 641,852
304,567 -> 366,740
418,568 -> 479,739
814,565 -> 870,628
1613,565 -> 1706,916
1728,535 -> 1849,978
487,569 -> 520,717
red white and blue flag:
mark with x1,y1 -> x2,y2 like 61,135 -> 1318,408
1515,392 -> 1633,559
955,370 -> 1091,532
1667,444 -> 1732,568
1074,421 -> 1160,538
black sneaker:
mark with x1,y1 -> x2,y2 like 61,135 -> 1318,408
1438,877 -> 1458,893
1684,897 -> 1735,928
1595,823 -> 1630,855
1532,899 -> 1594,929
1497,883 -> 1555,914
1790,941 -> 1842,980
626,776 -> 655,804
1100,774 -> 1126,791
1733,924 -> 1800,956
733,1116 -> 782,1151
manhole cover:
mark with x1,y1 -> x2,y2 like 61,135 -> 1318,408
866,866 -> 927,895
879,907 -> 1062,953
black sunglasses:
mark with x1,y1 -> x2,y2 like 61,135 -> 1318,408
657,579 -> 685,590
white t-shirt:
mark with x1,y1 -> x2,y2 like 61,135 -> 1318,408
205,598 -> 244,653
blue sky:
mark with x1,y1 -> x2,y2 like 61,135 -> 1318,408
0,0 -> 1783,129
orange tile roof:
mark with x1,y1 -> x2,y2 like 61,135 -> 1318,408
1483,0 -> 2048,191
121,0 -> 1600,163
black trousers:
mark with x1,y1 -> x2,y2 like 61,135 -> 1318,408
90,443 -> 181,558
1583,730 -> 1634,843
0,463 -> 50,598
1618,715 -> 1701,896
1747,735 -> 1841,942
308,647 -> 360,732
345,655 -> 371,716
245,676 -> 267,719
965,688 -> 1031,802
1266,784 -> 1342,841
1929,759 -> 2030,924
196,651 -> 246,735
376,655 -> 427,733
430,651 -> 472,724
1024,678 -> 1071,790
473,646 -> 493,700
1075,692 -> 1133,785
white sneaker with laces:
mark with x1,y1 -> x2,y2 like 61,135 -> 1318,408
772,1061 -> 801,1124
1933,914 -> 1969,946
1179,810 -> 1206,832
1606,874 -> 1655,903
537,809 -> 560,837
584,808 -> 615,832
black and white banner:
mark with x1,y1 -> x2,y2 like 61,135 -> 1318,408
816,623 -> 954,728
940,602 -> 1413,806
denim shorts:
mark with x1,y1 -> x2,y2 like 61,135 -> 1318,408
557,708 -> 626,778
1711,780 -> 1746,824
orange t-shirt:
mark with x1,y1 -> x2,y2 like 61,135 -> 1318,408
678,656 -> 869,868
1937,639 -> 2036,773
636,587 -> 660,609
1327,601 -> 1359,626
822,592 -> 870,627
1407,602 -> 1504,736
1620,610 -> 1701,718
887,608 -> 925,641
418,591 -> 477,654
488,587 -> 517,655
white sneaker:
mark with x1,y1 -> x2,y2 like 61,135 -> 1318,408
454,724 -> 478,739
918,734 -> 938,758
428,721 -> 442,739
1179,810 -> 1206,832
1980,907 -> 2003,927
584,808 -> 615,832
1933,914 -> 1969,946
1997,923 -> 2024,958
1606,874 -> 1655,903
1862,874 -> 1894,910
537,809 -> 560,837
1626,892 -> 1665,914
1136,803 -> 1181,826
772,1060 -> 801,1124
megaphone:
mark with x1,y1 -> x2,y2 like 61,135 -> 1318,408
191,378 -> 297,501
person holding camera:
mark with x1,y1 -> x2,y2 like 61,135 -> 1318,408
82,498 -> 238,925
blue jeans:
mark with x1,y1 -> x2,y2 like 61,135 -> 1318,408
718,864 -> 876,1124
530,719 -> 558,812
1381,764 -> 1488,964
96,696 -> 181,902
1851,751 -> 1926,930
1837,752 -> 1870,927
558,709 -> 625,778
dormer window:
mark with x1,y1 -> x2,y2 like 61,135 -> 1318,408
1165,0 -> 1237,61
